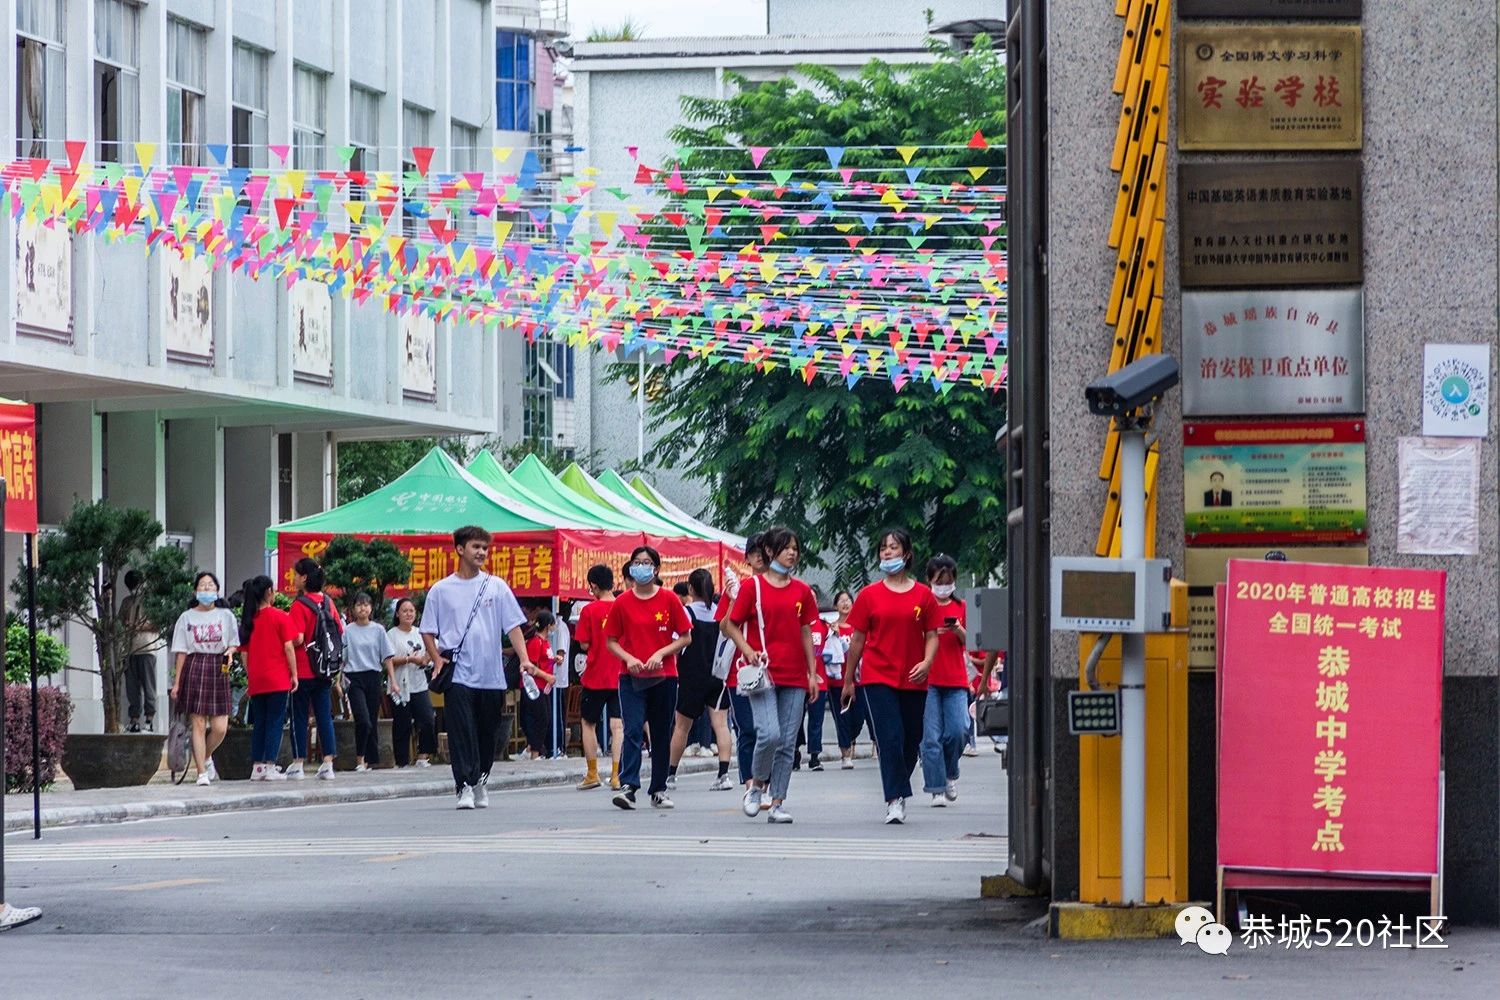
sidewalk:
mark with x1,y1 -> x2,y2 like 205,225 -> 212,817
2,753 -> 746,834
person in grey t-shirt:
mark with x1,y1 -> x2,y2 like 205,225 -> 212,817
343,592 -> 396,771
420,526 -> 538,810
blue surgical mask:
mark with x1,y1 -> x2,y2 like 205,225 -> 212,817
629,564 -> 656,584
196,591 -> 218,605
878,558 -> 906,576
770,560 -> 792,576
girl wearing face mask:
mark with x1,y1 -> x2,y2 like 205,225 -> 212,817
722,527 -> 820,824
387,598 -> 437,768
169,572 -> 241,785
721,532 -> 766,792
829,589 -> 867,769
840,529 -> 940,824
920,554 -> 969,807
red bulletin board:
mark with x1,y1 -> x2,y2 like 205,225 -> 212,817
1218,559 -> 1445,878
0,400 -> 39,534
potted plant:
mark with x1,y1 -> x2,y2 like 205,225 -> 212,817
14,501 -> 192,789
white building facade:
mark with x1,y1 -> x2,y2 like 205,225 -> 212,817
5,0 -> 506,730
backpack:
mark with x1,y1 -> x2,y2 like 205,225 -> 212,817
297,594 -> 345,677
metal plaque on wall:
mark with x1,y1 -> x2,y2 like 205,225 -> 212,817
1179,25 -> 1362,151
1180,1 -> 1363,17
1183,288 -> 1364,416
1180,160 -> 1362,287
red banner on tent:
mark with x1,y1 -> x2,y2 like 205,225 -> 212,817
0,401 -> 39,534
1218,560 -> 1445,877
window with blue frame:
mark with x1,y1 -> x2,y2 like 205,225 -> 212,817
496,31 -> 533,132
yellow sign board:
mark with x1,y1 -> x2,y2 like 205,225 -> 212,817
1178,25 -> 1362,151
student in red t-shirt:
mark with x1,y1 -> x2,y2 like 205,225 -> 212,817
724,527 -> 819,824
722,533 -> 767,792
518,611 -> 559,759
828,589 -> 867,768
840,528 -> 940,825
919,554 -> 970,808
286,558 -> 343,781
605,545 -> 693,811
239,575 -> 298,781
574,565 -> 625,791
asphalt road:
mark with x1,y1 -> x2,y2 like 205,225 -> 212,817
3,755 -> 1496,999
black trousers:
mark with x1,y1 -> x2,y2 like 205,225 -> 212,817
860,683 -> 926,802
392,690 -> 437,767
518,689 -> 552,755
345,671 -> 385,764
126,653 -> 158,723
445,684 -> 505,792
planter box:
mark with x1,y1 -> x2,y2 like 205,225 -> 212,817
213,726 -> 294,781
62,733 -> 167,790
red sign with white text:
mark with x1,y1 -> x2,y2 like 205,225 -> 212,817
1218,560 -> 1444,877
0,401 -> 39,534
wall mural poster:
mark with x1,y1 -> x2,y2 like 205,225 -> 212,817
402,314 -> 437,400
164,251 -> 214,362
14,215 -> 73,342
291,280 -> 334,382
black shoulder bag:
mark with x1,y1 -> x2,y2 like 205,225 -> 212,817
429,577 -> 490,695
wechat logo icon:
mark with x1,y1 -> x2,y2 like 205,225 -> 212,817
1176,905 -> 1232,955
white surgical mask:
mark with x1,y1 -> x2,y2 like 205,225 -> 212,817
932,584 -> 956,600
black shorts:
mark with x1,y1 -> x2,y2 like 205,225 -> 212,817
676,672 -> 728,720
580,688 -> 621,724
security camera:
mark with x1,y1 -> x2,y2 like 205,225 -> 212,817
1085,354 -> 1179,419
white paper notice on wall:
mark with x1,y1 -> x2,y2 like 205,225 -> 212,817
1422,344 -> 1491,438
1397,437 -> 1481,556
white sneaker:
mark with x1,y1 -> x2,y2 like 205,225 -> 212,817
931,793 -> 947,808
944,780 -> 958,803
354,763 -> 371,773
456,784 -> 476,809
205,758 -> 218,782
767,805 -> 793,824
963,745 -> 979,758
884,799 -> 906,825
196,772 -> 212,786
515,749 -> 532,761
742,787 -> 763,817
250,763 -> 266,782
474,782 -> 489,809
665,774 -> 677,791
841,755 -> 855,770
316,761 -> 335,780
709,774 -> 734,791
0,903 -> 43,931
415,759 -> 432,768
285,762 -> 306,780
650,792 -> 674,809
263,766 -> 288,782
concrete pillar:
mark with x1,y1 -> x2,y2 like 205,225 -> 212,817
224,427 -> 278,589
103,411 -> 166,520
293,431 -> 332,517
165,418 -> 225,579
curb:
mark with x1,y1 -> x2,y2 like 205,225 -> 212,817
4,757 -> 739,834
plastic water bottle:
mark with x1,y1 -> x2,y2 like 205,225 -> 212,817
521,671 -> 541,700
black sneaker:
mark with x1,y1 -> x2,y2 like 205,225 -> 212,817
126,723 -> 141,734
612,787 -> 637,810
809,755 -> 824,771
793,752 -> 802,771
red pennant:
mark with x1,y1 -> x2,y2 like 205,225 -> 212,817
273,197 -> 297,230
634,163 -> 655,185
65,141 -> 87,171
968,129 -> 988,149
412,146 -> 435,176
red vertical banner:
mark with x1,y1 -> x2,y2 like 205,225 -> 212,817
0,401 -> 40,534
1218,560 -> 1445,877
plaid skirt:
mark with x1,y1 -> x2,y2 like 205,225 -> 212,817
177,652 -> 232,718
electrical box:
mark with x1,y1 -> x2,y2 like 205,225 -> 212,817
965,586 -> 1009,651
1050,557 -> 1173,633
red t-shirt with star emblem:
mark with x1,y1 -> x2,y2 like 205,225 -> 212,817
928,599 -> 970,689
729,576 -> 818,688
575,598 -> 624,691
848,580 -> 940,691
603,586 -> 692,678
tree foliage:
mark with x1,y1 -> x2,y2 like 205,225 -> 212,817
320,535 -> 413,623
632,39 -> 1009,585
14,502 -> 194,732
3,616 -> 70,685
335,437 -> 485,505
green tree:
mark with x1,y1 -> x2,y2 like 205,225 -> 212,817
320,535 -> 413,623
4,615 -> 70,685
14,502 -> 194,732
585,17 -> 645,42
335,435 -> 495,504
629,39 -> 1008,584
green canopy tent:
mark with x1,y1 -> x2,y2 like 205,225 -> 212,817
508,454 -> 647,534
597,469 -> 745,549
466,450 -> 614,531
557,462 -> 702,539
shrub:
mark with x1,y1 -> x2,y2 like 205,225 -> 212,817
3,684 -> 74,792
4,618 -> 71,685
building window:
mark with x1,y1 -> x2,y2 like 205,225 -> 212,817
15,0 -> 65,158
523,337 -> 575,451
94,0 -> 141,164
292,65 -> 328,169
166,18 -> 207,165
350,85 -> 382,172
231,43 -> 269,169
402,104 -> 432,236
451,121 -> 480,173
495,31 -> 532,132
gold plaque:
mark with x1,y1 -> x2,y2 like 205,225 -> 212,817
1179,25 -> 1362,151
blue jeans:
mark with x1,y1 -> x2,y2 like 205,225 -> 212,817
250,691 -> 289,763
805,691 -> 828,757
290,676 -> 336,760
830,687 -> 867,750
619,677 -> 678,795
728,689 -> 757,785
860,684 -> 925,802
749,685 -> 806,802
920,685 -> 969,793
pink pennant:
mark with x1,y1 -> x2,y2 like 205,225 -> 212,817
749,147 -> 770,168
269,144 -> 291,164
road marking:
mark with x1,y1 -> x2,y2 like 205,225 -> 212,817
362,852 -> 422,863
107,878 -> 221,892
12,833 -> 1008,867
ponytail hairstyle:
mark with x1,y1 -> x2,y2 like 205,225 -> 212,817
293,557 -> 326,593
238,575 -> 276,646
687,567 -> 717,608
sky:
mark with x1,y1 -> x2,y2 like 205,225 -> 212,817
564,0 -> 768,40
